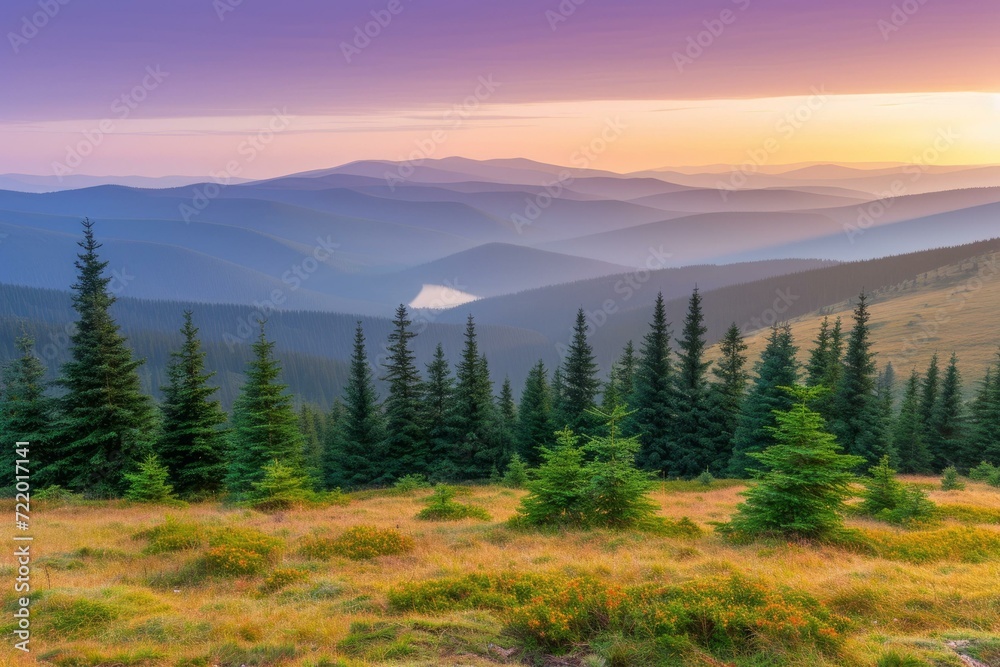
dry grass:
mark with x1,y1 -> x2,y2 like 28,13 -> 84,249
1,480 -> 999,666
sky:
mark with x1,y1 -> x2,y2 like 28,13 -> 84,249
1,0 -> 998,177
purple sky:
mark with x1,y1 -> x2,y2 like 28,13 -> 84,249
1,0 -> 997,175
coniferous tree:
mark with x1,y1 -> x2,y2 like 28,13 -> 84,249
422,343 -> 458,479
124,454 -> 176,503
876,362 -> 898,466
449,316 -> 500,479
493,376 -> 518,468
729,324 -> 798,477
926,353 -> 964,471
0,334 -> 53,494
551,367 -> 565,427
298,404 -> 325,489
814,317 -> 844,419
893,370 -> 932,474
225,323 -> 305,494
919,353 -> 940,436
964,355 -> 1000,467
516,360 -> 552,465
830,292 -> 889,467
557,308 -> 601,434
671,288 -> 716,476
46,220 -> 157,496
379,305 -> 427,482
157,311 -> 228,497
630,292 -> 675,472
601,361 -> 624,414
321,399 -> 348,489
707,323 -> 749,465
806,317 -> 833,387
724,385 -> 864,539
614,341 -> 637,408
327,323 -> 385,488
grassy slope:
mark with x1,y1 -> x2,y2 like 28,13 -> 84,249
725,251 -> 1000,389
7,480 -> 1000,666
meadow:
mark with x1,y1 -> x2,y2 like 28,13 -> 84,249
4,478 -> 1000,667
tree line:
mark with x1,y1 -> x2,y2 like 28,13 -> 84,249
1,221 -> 998,498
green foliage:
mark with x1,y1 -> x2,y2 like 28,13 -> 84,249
969,461 -> 1000,486
225,323 -> 305,494
501,452 -> 529,488
258,567 -> 309,594
856,526 -> 1000,563
300,525 -> 414,561
707,322 -> 749,471
723,385 -> 865,539
447,315 -> 503,479
45,219 -> 157,497
830,292 -> 891,467
894,370 -> 933,474
513,427 -> 589,527
157,311 -> 228,496
416,485 -> 491,521
0,333 -> 53,494
249,459 -> 313,511
379,304 -> 427,483
516,360 -> 552,465
133,517 -> 206,554
123,455 -> 177,504
393,473 -> 431,493
388,572 -> 560,613
941,466 -> 965,491
729,324 -> 799,477
203,528 -> 284,577
696,469 -> 715,486
556,308 -> 601,435
926,353 -> 965,470
629,292 -> 676,472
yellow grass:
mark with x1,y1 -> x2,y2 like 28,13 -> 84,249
2,480 -> 1000,666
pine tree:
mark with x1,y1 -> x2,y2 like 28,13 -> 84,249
0,334 -> 53,494
449,316 -> 500,479
964,354 -> 1000,467
157,311 -> 228,497
45,219 -> 157,496
422,343 -> 458,480
514,427 -> 588,527
830,292 -> 889,467
551,367 -> 565,427
124,454 -> 176,503
298,404 -> 325,489
630,292 -> 675,472
707,323 -> 749,466
926,352 -> 964,471
516,360 -> 552,465
729,324 -> 798,477
671,288 -> 716,476
876,362 -> 897,467
815,317 -> 844,419
322,399 -> 348,489
327,323 -> 385,488
601,361 -> 623,414
806,317 -> 833,387
225,322 -> 305,494
723,385 -> 865,539
893,370 -> 932,474
495,376 -> 517,465
919,353 -> 940,436
557,308 -> 601,434
379,304 -> 427,483
606,341 -> 637,411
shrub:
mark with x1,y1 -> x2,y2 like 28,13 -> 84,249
502,453 -> 529,488
860,456 -> 936,525
941,466 -> 965,491
388,572 -> 560,613
259,567 -> 309,594
393,474 -> 431,493
123,455 -> 177,504
721,386 -> 864,539
696,469 -> 715,486
202,528 -> 284,577
302,526 -> 413,561
416,485 -> 491,521
514,427 -> 588,527
133,517 -> 206,554
970,462 -> 1000,487
247,459 -> 313,511
33,485 -> 86,506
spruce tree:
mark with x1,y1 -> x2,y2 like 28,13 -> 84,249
557,308 -> 601,434
724,385 -> 864,539
893,370 -> 932,473
601,361 -> 623,414
422,343 -> 458,480
964,355 -> 1000,467
379,304 -> 427,482
671,288 -> 716,476
298,404 -> 325,489
926,353 -> 964,470
729,324 -> 798,477
707,323 -> 749,466
327,323 -> 385,488
612,341 -> 637,408
124,454 -> 176,503
919,353 -> 940,434
551,367 -> 565,427
516,360 -> 552,465
630,292 -> 675,472
449,316 -> 500,479
225,322 -> 305,494
806,317 -> 832,387
495,376 -> 517,465
321,399 -> 348,489
0,334 -> 53,494
830,292 -> 889,467
46,220 -> 157,496
157,311 -> 228,497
